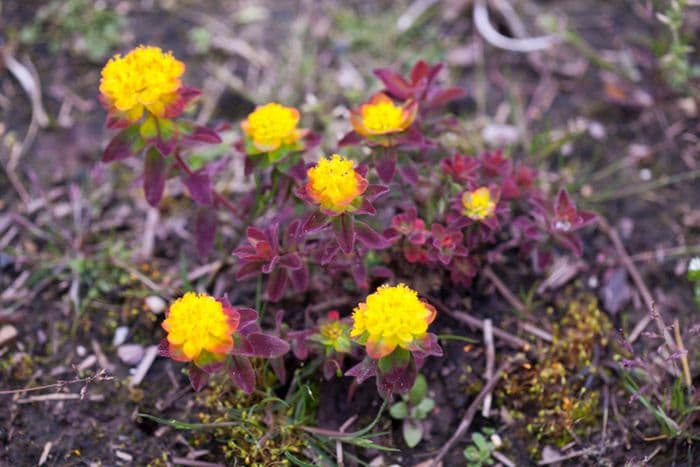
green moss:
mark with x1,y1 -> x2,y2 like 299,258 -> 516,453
192,376 -> 311,466
500,293 -> 611,453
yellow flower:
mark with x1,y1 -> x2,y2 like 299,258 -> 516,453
318,312 -> 352,353
351,284 -> 436,359
306,154 -> 368,213
461,187 -> 496,220
100,45 -> 185,123
351,92 -> 417,139
161,292 -> 239,364
241,103 -> 306,153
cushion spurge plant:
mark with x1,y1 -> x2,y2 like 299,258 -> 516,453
347,284 -> 442,397
240,102 -> 311,163
99,46 -> 598,462
158,292 -> 289,393
99,45 -> 194,127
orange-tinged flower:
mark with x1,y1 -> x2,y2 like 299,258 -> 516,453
351,284 -> 436,359
100,45 -> 185,123
351,92 -> 417,138
241,103 -> 306,153
462,187 -> 496,220
306,154 -> 368,213
161,292 -> 239,364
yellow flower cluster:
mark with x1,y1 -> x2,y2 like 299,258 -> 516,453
162,292 -> 238,362
351,284 -> 436,359
306,154 -> 367,213
100,45 -> 185,123
241,103 -> 304,153
461,187 -> 496,220
351,92 -> 416,138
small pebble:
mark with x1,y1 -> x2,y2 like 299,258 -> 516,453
145,295 -> 166,314
115,451 -> 133,462
117,344 -> 145,366
76,345 -> 87,357
0,325 -> 18,348
113,326 -> 129,347
588,121 -> 606,140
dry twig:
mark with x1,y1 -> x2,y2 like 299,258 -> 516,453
473,0 -> 559,53
430,357 -> 520,466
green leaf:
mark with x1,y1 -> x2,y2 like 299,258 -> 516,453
408,373 -> 428,405
389,401 -> 409,420
158,117 -> 176,141
472,432 -> 488,450
413,397 -> 435,419
402,420 -> 423,448
464,446 -> 480,461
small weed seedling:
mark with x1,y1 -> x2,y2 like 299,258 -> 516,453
389,373 -> 435,447
463,429 -> 498,467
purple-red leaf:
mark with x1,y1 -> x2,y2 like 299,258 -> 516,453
345,358 -> 377,384
194,208 -> 217,258
338,131 -> 363,147
289,263 -> 309,292
333,214 -> 355,255
186,125 -> 222,144
143,148 -> 169,206
377,358 -> 417,397
375,151 -> 397,183
355,221 -> 389,249
373,68 -> 413,100
182,171 -> 214,205
398,162 -> 419,185
427,87 -> 466,108
188,364 -> 210,392
364,184 -> 389,202
279,253 -> 302,270
303,211 -> 330,234
247,333 -> 290,358
236,262 -> 263,280
103,126 -> 142,162
228,356 -> 256,394
266,267 -> 288,302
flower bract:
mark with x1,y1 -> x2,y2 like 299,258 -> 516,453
351,93 -> 417,139
306,154 -> 368,213
351,284 -> 436,359
241,102 -> 305,154
100,45 -> 185,123
161,292 -> 239,365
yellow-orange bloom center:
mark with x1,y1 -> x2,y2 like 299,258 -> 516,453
162,292 -> 236,361
242,103 -> 301,152
462,187 -> 496,220
307,154 -> 366,213
100,45 -> 185,122
361,99 -> 406,134
351,284 -> 436,359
